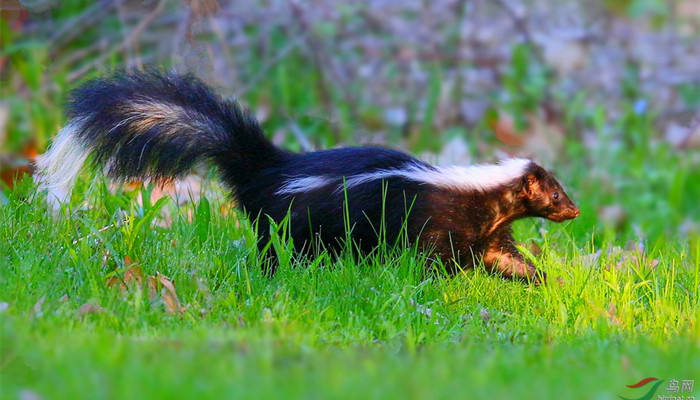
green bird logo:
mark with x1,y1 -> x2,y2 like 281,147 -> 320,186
619,377 -> 665,400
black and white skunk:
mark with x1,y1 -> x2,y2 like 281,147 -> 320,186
37,71 -> 579,284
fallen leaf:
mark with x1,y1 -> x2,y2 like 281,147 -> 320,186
124,265 -> 143,287
105,275 -> 126,292
157,272 -> 185,314
488,110 -> 524,147
606,303 -> 623,326
147,275 -> 159,302
124,255 -> 134,267
524,241 -> 542,257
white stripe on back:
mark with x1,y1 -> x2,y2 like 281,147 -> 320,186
276,176 -> 333,195
276,158 -> 532,195
375,158 -> 532,191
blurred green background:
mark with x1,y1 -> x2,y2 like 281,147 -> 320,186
2,0 -> 700,244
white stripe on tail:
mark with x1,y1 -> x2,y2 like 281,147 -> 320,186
35,119 -> 89,207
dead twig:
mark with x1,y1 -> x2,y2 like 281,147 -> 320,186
72,223 -> 118,245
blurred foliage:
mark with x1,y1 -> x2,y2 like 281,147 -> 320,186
1,0 -> 699,240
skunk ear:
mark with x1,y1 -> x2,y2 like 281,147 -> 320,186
523,173 -> 538,196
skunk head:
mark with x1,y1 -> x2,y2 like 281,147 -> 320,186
521,164 -> 579,222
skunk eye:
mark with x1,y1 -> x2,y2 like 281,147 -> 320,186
553,192 -> 559,200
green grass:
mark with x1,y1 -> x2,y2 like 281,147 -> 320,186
1,168 -> 698,399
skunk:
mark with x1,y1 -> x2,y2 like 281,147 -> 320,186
36,70 -> 579,284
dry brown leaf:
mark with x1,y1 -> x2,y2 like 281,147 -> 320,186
157,272 -> 185,314
147,275 -> 159,302
523,241 -> 542,257
606,303 -> 624,326
105,275 -> 127,292
0,140 -> 37,188
124,255 -> 134,267
489,111 -> 524,147
124,266 -> 144,287
105,267 -> 186,314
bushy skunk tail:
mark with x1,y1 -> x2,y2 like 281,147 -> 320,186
36,70 -> 285,204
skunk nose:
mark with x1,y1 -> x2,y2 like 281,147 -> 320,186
572,207 -> 580,217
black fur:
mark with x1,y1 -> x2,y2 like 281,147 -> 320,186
66,70 -> 285,186
45,70 -> 580,284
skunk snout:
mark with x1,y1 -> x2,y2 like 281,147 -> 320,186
546,199 -> 580,222
562,203 -> 580,220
